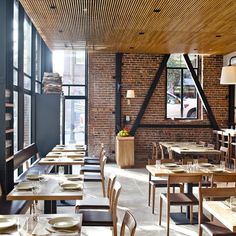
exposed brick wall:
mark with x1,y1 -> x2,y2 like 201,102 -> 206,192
88,53 -> 116,159
88,53 -> 228,162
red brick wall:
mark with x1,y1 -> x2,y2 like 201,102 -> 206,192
88,53 -> 228,162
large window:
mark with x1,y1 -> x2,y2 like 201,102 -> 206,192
24,94 -> 31,147
166,54 -> 198,119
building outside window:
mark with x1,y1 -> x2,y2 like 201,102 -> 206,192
166,54 -> 198,119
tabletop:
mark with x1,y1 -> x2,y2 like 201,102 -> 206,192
46,151 -> 86,158
52,145 -> 87,152
7,174 -> 83,201
159,141 -> 221,155
146,164 -> 234,177
0,214 -> 82,235
203,201 -> 236,232
39,157 -> 84,165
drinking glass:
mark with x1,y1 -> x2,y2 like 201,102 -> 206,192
220,161 -> 225,170
187,161 -> 192,172
156,160 -> 161,169
17,217 -> 28,235
193,159 -> 198,171
58,166 -> 64,176
230,196 -> 236,212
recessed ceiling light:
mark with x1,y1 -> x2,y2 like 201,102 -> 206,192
50,5 -> 56,10
59,30 -> 63,33
153,9 -> 161,13
194,48 -> 198,51
216,35 -> 222,38
139,32 -> 145,35
209,48 -> 213,51
130,47 -> 134,49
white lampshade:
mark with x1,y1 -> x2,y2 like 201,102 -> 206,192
126,90 -> 135,98
220,66 -> 236,84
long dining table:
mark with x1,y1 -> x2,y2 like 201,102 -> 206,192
159,141 -> 221,160
146,163 -> 235,225
7,174 -> 84,214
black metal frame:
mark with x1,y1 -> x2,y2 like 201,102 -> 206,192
183,54 -> 219,130
130,54 -> 170,135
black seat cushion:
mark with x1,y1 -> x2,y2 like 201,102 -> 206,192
201,220 -> 236,236
84,156 -> 99,161
84,159 -> 100,165
84,174 -> 102,182
150,179 -> 180,188
80,165 -> 101,173
0,196 -> 32,215
76,197 -> 109,210
161,193 -> 199,205
80,210 -> 113,226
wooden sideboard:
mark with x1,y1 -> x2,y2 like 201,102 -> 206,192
116,136 -> 134,168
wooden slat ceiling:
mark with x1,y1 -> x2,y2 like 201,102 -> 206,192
20,0 -> 236,54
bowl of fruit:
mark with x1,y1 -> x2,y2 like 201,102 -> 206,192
118,128 -> 130,137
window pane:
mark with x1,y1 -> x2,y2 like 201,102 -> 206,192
65,99 -> 85,145
24,94 -> 31,147
167,54 -> 198,68
35,82 -> 41,93
35,33 -> 41,81
13,69 -> 18,86
13,91 -> 18,153
24,15 -> 32,76
183,69 -> 197,118
70,86 -> 85,96
166,69 -> 181,118
24,76 -> 31,90
13,0 -> 19,68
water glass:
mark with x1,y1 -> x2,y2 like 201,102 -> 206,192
58,166 -> 64,176
17,217 -> 28,235
230,196 -> 236,212
156,160 -> 161,169
220,161 -> 225,170
187,161 -> 192,172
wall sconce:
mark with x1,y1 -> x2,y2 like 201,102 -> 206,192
220,56 -> 236,84
126,90 -> 135,105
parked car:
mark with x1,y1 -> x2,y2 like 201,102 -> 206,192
167,92 -> 197,118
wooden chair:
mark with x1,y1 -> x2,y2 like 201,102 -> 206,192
82,155 -> 107,197
75,173 -> 116,211
219,146 -> 229,167
151,142 -> 158,160
148,159 -> 182,214
213,130 -> 223,150
80,181 -> 122,236
159,143 -> 166,159
120,210 -> 137,236
159,174 -> 202,236
199,186 -> 236,236
199,141 -> 206,146
84,143 -> 104,165
210,173 -> 236,187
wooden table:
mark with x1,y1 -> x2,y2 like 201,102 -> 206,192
146,164 -> 234,225
7,174 -> 83,213
159,141 -> 221,159
203,201 -> 236,232
0,214 -> 82,235
39,157 -> 84,165
52,145 -> 87,152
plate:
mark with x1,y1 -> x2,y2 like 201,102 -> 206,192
16,183 -> 33,191
171,169 -> 185,173
162,163 -> 177,167
48,217 -> 79,229
199,163 -> 212,167
60,182 -> 83,190
26,174 -> 42,181
211,168 -> 224,173
66,175 -> 83,181
45,158 -> 55,161
0,218 -> 16,229
73,158 -> 83,161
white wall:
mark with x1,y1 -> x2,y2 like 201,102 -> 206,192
223,51 -> 236,66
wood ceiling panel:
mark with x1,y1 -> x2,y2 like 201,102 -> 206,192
20,0 -> 236,54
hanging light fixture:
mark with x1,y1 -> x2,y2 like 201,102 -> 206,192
220,56 -> 236,84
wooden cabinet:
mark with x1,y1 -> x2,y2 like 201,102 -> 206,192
116,136 -> 134,168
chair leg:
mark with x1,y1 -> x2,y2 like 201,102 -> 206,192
101,179 -> 106,197
167,202 -> 170,236
199,225 -> 203,236
159,196 -> 163,226
152,185 -> 155,214
190,205 -> 193,224
148,183 -> 151,206
112,219 -> 117,236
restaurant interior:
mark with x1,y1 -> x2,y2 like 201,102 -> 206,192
2,0 -> 236,235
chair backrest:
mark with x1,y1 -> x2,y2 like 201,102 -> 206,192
107,173 -> 117,199
120,210 -> 137,236
199,186 -> 236,230
220,146 -> 229,164
168,174 -> 202,187
99,144 -> 105,160
100,154 -> 107,179
159,143 -> 165,159
151,142 -> 158,160
211,173 -> 236,186
110,181 -> 122,226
